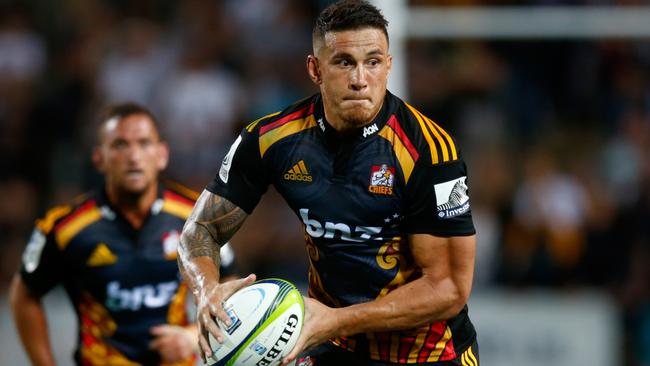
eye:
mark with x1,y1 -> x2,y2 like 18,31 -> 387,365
368,59 -> 380,66
340,59 -> 351,67
112,140 -> 128,150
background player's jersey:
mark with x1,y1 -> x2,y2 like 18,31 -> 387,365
20,182 -> 237,366
208,91 -> 476,364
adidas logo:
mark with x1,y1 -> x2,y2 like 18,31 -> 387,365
284,160 -> 313,182
87,243 -> 117,266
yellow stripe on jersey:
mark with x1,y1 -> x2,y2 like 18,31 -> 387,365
462,348 -> 477,366
56,207 -> 102,249
424,115 -> 458,161
390,332 -> 400,363
408,330 -> 428,363
246,111 -> 281,132
405,103 -> 439,164
168,283 -> 189,325
427,326 -> 452,362
162,181 -> 199,200
36,205 -> 72,235
406,103 -> 459,164
162,199 -> 193,219
422,115 -> 450,162
378,126 -> 416,183
468,346 -> 478,366
259,114 -> 316,157
411,107 -> 451,162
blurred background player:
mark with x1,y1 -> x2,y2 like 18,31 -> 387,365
9,103 -> 237,366
178,1 -> 478,365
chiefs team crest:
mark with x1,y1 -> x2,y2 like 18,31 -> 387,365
162,230 -> 180,260
368,164 -> 395,195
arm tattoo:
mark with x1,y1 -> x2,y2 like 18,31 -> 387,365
179,190 -> 247,267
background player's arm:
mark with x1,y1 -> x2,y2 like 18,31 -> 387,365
284,233 -> 476,364
9,275 -> 57,366
177,189 -> 255,359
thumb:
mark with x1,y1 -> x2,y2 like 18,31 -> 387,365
150,324 -> 172,336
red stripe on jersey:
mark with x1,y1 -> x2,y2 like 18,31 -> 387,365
398,333 -> 417,363
54,200 -> 96,232
259,104 -> 315,135
417,322 -> 447,363
163,190 -> 195,207
387,115 -> 420,161
377,332 -> 392,362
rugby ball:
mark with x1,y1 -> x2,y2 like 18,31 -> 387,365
207,279 -> 304,366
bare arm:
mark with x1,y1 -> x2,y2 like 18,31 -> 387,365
9,274 -> 57,366
177,190 -> 255,360
284,234 -> 476,364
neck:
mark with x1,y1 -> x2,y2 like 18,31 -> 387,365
105,183 -> 158,229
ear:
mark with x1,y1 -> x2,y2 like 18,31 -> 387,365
157,142 -> 169,171
92,147 -> 105,173
387,54 -> 393,75
307,55 -> 321,85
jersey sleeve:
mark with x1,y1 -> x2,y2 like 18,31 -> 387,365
206,128 -> 269,214
403,158 -> 476,237
19,227 -> 67,297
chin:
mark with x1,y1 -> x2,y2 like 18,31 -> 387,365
342,109 -> 374,127
120,180 -> 150,195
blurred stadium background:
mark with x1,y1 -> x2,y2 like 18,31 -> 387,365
1,0 -> 649,365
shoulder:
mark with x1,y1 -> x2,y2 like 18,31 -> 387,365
390,97 -> 462,166
37,192 -> 102,249
244,95 -> 319,157
159,181 -> 197,220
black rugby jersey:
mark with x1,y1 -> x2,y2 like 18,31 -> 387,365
20,182 -> 237,366
208,91 -> 476,364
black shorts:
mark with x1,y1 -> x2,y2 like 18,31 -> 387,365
296,340 -> 479,366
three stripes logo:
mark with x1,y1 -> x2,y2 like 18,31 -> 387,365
460,346 -> 479,366
284,160 -> 313,182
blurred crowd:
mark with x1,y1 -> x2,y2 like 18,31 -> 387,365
0,0 -> 649,364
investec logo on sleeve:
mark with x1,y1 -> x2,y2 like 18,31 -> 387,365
434,176 -> 470,219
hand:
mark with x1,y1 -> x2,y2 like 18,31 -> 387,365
282,297 -> 338,365
196,274 -> 256,362
149,325 -> 196,362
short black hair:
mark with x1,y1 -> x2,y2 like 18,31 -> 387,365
97,102 -> 161,142
313,0 -> 389,45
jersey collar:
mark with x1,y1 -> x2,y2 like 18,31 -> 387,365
313,90 -> 396,142
95,183 -> 166,220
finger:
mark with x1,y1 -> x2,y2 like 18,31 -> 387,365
198,330 -> 213,359
149,325 -> 168,336
148,337 -> 164,351
282,337 -> 306,365
201,311 -> 225,342
210,300 -> 232,325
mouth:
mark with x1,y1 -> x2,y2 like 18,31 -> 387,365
125,169 -> 145,178
343,96 -> 370,101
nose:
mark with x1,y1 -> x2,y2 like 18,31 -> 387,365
349,65 -> 368,91
127,144 -> 143,164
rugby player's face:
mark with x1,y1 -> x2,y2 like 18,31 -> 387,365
95,114 -> 168,195
309,28 -> 391,130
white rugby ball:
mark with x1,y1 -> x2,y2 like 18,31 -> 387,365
207,279 -> 304,366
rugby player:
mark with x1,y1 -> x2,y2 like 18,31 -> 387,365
9,103 -> 237,365
178,1 -> 479,365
